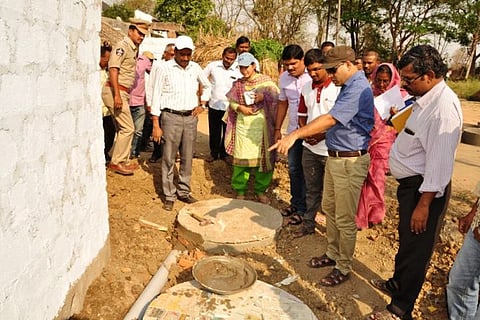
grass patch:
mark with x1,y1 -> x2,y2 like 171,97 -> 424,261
447,79 -> 480,99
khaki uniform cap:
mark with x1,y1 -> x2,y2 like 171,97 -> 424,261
129,18 -> 150,35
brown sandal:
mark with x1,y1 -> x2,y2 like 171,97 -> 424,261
368,310 -> 401,320
285,213 -> 303,226
292,227 -> 315,238
319,268 -> 349,287
309,254 -> 336,268
281,206 -> 297,217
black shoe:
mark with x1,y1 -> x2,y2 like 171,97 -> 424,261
149,155 -> 161,163
178,195 -> 198,204
205,155 -> 218,162
163,200 -> 174,211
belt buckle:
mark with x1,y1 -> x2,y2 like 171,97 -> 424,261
335,151 -> 340,157
356,150 -> 361,156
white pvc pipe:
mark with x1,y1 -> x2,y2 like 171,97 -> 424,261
123,249 -> 182,320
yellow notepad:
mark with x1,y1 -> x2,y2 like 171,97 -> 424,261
391,105 -> 413,132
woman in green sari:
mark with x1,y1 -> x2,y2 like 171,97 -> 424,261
225,53 -> 279,204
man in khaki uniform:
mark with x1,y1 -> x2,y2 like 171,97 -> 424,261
102,18 -> 150,175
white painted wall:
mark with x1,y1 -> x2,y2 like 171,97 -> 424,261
0,1 -> 109,319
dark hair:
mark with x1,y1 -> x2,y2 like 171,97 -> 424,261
304,48 -> 325,66
282,44 -> 304,60
321,41 -> 335,50
397,45 -> 447,78
222,47 -> 237,56
100,40 -> 112,57
236,36 -> 250,47
376,64 -> 392,77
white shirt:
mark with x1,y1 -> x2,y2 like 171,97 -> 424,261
150,59 -> 211,116
145,59 -> 164,107
278,71 -> 312,134
299,79 -> 340,156
389,81 -> 463,197
202,60 -> 242,111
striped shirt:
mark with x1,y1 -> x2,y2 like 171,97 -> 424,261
389,81 -> 463,197
150,59 -> 211,116
278,71 -> 311,134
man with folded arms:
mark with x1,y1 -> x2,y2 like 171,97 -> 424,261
150,35 -> 211,211
270,46 -> 373,287
102,18 -> 150,175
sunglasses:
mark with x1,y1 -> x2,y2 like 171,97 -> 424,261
326,62 -> 345,74
401,73 -> 424,85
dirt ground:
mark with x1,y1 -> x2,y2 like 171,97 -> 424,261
73,101 -> 480,320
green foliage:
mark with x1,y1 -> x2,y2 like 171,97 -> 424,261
199,15 -> 229,37
448,79 -> 480,99
155,0 -> 214,35
103,3 -> 134,21
249,39 -> 284,61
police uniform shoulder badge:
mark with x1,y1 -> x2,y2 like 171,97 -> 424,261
116,48 -> 125,56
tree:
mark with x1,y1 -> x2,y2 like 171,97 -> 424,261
375,0 -> 452,62
103,3 -> 134,21
442,0 -> 480,78
123,0 -> 156,14
154,0 -> 215,36
237,0 -> 314,45
339,0 -> 379,53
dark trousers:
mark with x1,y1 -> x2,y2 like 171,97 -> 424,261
208,107 -> 227,159
388,175 -> 450,319
103,115 -> 116,163
302,147 -> 327,231
142,113 -> 162,159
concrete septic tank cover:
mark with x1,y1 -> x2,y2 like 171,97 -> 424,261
143,280 -> 318,319
177,199 -> 283,253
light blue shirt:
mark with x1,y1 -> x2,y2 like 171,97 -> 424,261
326,71 -> 374,151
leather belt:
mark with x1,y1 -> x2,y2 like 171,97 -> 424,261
328,149 -> 367,157
105,82 -> 129,92
162,108 -> 193,116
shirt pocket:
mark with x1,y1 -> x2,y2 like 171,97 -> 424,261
395,130 -> 417,157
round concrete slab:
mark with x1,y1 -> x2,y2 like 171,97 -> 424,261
143,280 -> 317,319
177,199 -> 283,253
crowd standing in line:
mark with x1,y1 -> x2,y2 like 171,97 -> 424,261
102,19 -> 150,175
203,47 -> 241,163
447,181 -> 480,319
129,51 -> 154,159
271,45 -> 374,287
225,52 -> 279,203
99,41 -> 115,164
369,44 -> 463,320
355,62 -> 406,230
150,35 -> 211,211
294,49 -> 340,238
100,30 -> 470,318
145,43 -> 175,163
275,45 -> 310,226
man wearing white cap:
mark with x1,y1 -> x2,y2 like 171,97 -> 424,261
102,18 -> 150,175
150,35 -> 211,211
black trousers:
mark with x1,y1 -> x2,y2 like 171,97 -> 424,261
208,107 -> 227,159
103,115 -> 116,163
388,175 -> 450,319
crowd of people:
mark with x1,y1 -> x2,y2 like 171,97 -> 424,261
100,19 -> 477,319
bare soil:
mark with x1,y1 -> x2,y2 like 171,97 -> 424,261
73,101 -> 480,320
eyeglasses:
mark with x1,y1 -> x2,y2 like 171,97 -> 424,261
326,62 -> 345,74
401,73 -> 424,85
